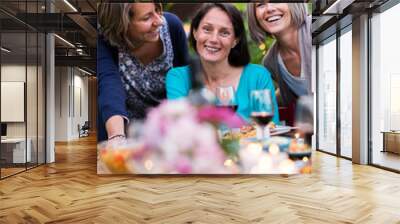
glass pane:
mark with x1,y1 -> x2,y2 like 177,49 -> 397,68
1,30 -> 27,177
340,29 -> 352,158
37,0 -> 46,165
38,32 -> 45,165
73,70 -> 88,139
318,37 -> 337,154
0,0 -> 46,178
371,3 -> 400,171
27,31 -> 38,169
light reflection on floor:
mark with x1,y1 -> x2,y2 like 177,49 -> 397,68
372,150 -> 400,171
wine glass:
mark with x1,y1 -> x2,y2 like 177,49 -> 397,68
250,89 -> 274,141
288,95 -> 313,166
294,95 -> 314,146
215,86 -> 237,112
215,86 -> 237,137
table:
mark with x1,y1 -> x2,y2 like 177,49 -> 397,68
97,133 -> 312,175
381,131 -> 400,154
1,138 -> 31,164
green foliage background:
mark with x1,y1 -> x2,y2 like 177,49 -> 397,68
232,3 -> 274,64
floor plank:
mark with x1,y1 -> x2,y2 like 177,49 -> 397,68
372,150 -> 400,171
0,135 -> 400,223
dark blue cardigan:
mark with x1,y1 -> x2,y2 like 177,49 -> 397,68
97,12 -> 189,142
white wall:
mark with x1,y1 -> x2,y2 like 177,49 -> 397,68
55,66 -> 69,141
1,65 -> 40,138
1,65 -> 26,139
54,67 -> 89,141
1,82 -> 25,121
72,73 -> 89,138
1,64 -> 45,163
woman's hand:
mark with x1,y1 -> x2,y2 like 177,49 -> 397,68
106,115 -> 126,143
107,134 -> 126,145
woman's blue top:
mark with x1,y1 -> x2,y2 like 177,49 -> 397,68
166,63 -> 280,124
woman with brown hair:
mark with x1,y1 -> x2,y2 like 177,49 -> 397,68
166,3 -> 280,124
97,3 -> 189,142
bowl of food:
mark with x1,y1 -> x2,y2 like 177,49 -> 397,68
287,139 -> 312,160
98,140 -> 147,174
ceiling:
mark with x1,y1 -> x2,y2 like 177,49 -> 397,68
312,0 -> 391,44
6,1 -> 393,71
0,0 -> 96,73
0,1 -> 207,74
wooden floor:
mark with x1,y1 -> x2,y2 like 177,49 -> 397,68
1,135 -> 400,223
1,163 -> 45,178
372,150 -> 400,171
1,167 -> 26,178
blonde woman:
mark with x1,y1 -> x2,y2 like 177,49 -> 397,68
97,3 -> 189,142
247,3 -> 311,108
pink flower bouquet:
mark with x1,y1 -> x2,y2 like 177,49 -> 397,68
98,99 -> 245,174
97,99 -> 310,174
139,99 -> 245,174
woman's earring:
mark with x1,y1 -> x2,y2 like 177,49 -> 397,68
232,41 -> 237,49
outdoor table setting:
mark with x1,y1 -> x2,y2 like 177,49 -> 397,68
97,94 -> 313,175
97,124 -> 312,175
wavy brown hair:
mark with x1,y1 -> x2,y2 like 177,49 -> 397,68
98,3 -> 162,49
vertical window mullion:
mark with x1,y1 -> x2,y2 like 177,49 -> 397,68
316,45 -> 319,151
25,0 -> 28,171
367,11 -> 373,165
337,29 -> 341,157
36,0 -> 39,167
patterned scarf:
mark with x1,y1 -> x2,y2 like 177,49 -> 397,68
118,16 -> 174,120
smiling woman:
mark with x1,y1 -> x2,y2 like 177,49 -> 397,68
247,3 -> 311,125
192,7 -> 237,65
97,3 -> 189,142
189,5 -> 249,67
166,3 -> 280,124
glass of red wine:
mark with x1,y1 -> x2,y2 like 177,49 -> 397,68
215,86 -> 237,137
216,86 -> 237,112
250,89 -> 274,140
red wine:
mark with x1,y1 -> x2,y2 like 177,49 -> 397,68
251,112 -> 273,126
217,104 -> 238,112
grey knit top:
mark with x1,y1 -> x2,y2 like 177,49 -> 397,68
262,15 -> 312,106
